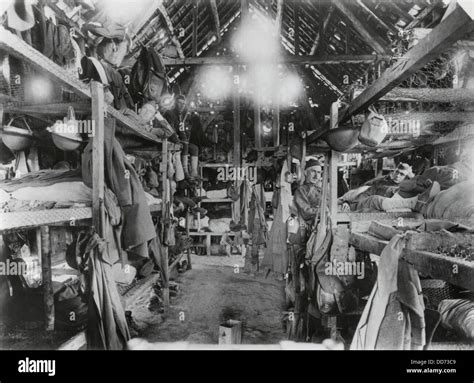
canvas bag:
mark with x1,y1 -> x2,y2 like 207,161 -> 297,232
359,108 -> 388,147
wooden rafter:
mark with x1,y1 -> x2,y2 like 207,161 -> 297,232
355,0 -> 398,34
339,4 -> 474,123
380,87 -> 474,104
294,1 -> 300,54
405,0 -> 443,30
275,0 -> 284,36
332,0 -> 388,55
310,4 -> 334,56
209,0 -> 221,42
129,0 -> 163,39
193,0 -> 199,56
157,2 -> 185,59
163,54 -> 390,66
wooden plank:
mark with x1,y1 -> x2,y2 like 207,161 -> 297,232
193,0 -> 199,56
162,54 -> 390,66
402,249 -> 474,291
367,221 -> 402,240
157,2 -> 185,58
380,88 -> 474,104
233,66 -> 241,223
340,4 -> 474,122
349,232 -> 388,255
310,4 -> 334,56
209,0 -> 221,42
406,231 -> 474,252
129,0 -> 162,38
91,82 -> 106,237
294,1 -> 300,55
275,0 -> 284,37
219,320 -> 242,344
329,102 -> 338,227
58,331 -> 86,350
405,1 -> 442,30
161,138 -> 170,307
332,0 -> 388,55
384,111 -> 474,122
41,226 -> 54,331
355,0 -> 398,34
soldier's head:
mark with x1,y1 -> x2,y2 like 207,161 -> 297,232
176,94 -> 186,113
305,158 -> 323,186
390,162 -> 412,184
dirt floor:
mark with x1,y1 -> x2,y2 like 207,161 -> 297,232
130,254 -> 288,345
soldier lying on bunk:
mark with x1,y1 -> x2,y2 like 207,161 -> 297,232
339,162 -> 413,212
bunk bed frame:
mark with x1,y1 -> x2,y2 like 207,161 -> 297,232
0,26 -> 182,349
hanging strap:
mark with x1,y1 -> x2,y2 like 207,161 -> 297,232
88,56 -> 109,85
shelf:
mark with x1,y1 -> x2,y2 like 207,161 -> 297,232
0,207 -> 92,234
0,27 -> 163,146
200,198 -> 233,203
349,231 -> 474,291
0,204 -> 162,233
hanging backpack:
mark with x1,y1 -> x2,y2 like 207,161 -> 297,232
359,107 -> 388,147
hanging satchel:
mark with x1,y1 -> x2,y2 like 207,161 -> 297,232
359,107 -> 388,147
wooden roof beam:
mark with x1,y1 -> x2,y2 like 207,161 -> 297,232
339,4 -> 474,123
209,0 -> 221,43
310,4 -> 334,56
355,0 -> 398,34
332,0 -> 389,55
157,2 -> 185,59
162,54 -> 390,66
405,0 -> 443,30
275,0 -> 284,36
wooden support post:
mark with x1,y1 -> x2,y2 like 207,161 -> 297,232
205,233 -> 211,256
161,138 -> 170,307
254,102 -> 261,149
186,211 -> 192,270
273,104 -> 280,147
233,66 -> 241,223
41,226 -> 54,331
329,102 -> 338,227
91,82 -> 105,237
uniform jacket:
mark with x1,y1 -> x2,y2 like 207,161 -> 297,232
351,234 -> 425,350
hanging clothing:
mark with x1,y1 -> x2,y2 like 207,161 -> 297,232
84,233 -> 130,350
82,122 -> 155,258
351,234 -> 426,350
262,161 -> 292,274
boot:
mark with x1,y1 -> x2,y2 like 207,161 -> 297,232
190,156 -> 202,181
173,151 -> 185,182
182,154 -> 190,179
414,181 -> 441,212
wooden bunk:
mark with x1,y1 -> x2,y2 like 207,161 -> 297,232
0,27 -> 179,349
